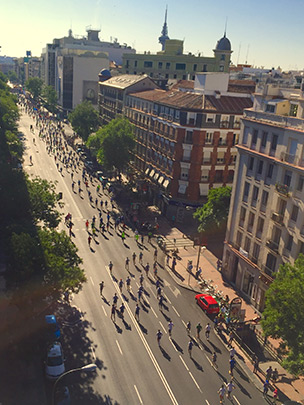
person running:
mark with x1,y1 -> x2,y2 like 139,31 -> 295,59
113,293 -> 118,307
157,286 -> 162,298
139,274 -> 144,286
196,323 -> 202,339
156,329 -> 163,346
153,263 -> 158,279
263,380 -> 269,396
158,295 -> 164,310
121,230 -> 126,243
108,261 -> 113,274
154,248 -> 158,261
125,257 -> 130,271
205,323 -> 211,339
139,252 -> 143,264
88,235 -> 92,246
145,263 -> 150,277
135,304 -> 140,322
137,287 -> 143,303
229,346 -> 236,359
111,304 -> 116,322
188,340 -> 194,357
99,281 -> 104,296
212,351 -> 218,369
229,357 -> 236,376
132,252 -> 136,265
29,155 -> 32,165
118,278 -> 123,293
186,321 -> 191,335
218,384 -> 226,404
168,320 -> 174,337
119,303 -> 125,320
126,276 -> 131,291
226,380 -> 235,399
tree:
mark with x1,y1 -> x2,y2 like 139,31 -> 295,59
68,100 -> 99,142
25,77 -> 43,100
87,117 -> 135,172
7,70 -> 18,83
193,186 -> 232,234
26,176 -> 61,228
261,255 -> 304,376
42,85 -> 58,113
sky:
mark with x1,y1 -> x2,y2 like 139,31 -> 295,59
0,0 -> 304,71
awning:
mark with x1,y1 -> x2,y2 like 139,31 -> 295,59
158,176 -> 164,185
145,167 -> 150,175
154,172 -> 160,181
163,179 -> 170,189
149,169 -> 155,178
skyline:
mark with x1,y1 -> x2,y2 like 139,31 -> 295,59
1,0 -> 304,71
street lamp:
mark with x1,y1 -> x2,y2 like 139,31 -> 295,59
52,363 -> 97,405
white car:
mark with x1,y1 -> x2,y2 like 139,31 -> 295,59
45,342 -> 65,379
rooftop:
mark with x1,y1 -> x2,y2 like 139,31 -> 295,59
100,74 -> 150,89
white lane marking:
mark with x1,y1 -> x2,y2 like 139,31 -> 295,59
90,276 -> 95,286
205,354 -> 213,366
179,355 -> 189,371
112,283 -> 178,404
116,340 -> 123,355
233,396 -> 241,405
159,321 -> 167,334
91,346 -> 96,360
136,282 -> 139,288
168,285 -> 181,297
172,306 -> 180,317
170,339 -> 178,352
102,306 -> 107,317
151,307 -> 158,318
134,385 -> 143,405
189,372 -> 202,393
182,320 -> 187,328
149,288 -> 157,300
164,293 -> 172,304
205,400 -> 210,405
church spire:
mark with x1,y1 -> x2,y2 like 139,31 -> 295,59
159,6 -> 169,51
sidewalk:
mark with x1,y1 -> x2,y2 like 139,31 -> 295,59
156,219 -> 304,404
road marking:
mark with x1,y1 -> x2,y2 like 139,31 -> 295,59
134,385 -> 143,404
205,354 -> 213,366
135,282 -> 139,288
90,276 -> 95,286
168,285 -> 181,297
233,396 -> 241,405
159,321 -> 167,334
205,400 -> 210,405
182,320 -> 187,328
116,340 -> 123,355
189,372 -> 202,393
179,355 -> 189,371
170,339 -> 178,352
112,283 -> 178,404
91,346 -> 96,360
149,288 -> 157,300
164,293 -> 172,304
102,306 -> 107,317
172,306 -> 180,317
151,307 -> 158,318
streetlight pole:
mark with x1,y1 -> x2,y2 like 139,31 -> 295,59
196,245 -> 206,273
52,363 -> 97,405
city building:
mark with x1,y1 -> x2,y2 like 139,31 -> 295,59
0,56 -> 15,75
122,13 -> 232,84
222,80 -> 304,312
41,28 -> 135,111
124,72 -> 252,221
98,72 -> 159,125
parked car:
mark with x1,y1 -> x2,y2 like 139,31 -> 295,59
84,160 -> 94,172
45,342 -> 65,379
195,293 -> 220,315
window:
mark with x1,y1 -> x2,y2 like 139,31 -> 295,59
256,217 -> 264,238
202,151 -> 211,164
183,149 -> 191,161
248,156 -> 254,172
289,104 -> 298,117
257,160 -> 264,176
193,64 -> 197,71
248,212 -> 255,233
284,170 -> 292,187
290,205 -> 299,222
180,168 -> 189,180
166,63 -> 170,70
267,163 -> 274,179
236,231 -> 243,247
260,131 -> 268,150
239,206 -> 246,227
265,253 -> 276,273
251,129 -> 258,149
243,182 -> 250,202
182,75 -> 187,80
144,61 -> 153,68
158,62 -> 163,69
185,131 -> 193,144
297,175 -> 304,192
201,169 -> 209,181
221,54 -> 226,61
165,73 -> 169,78
251,186 -> 259,207
206,114 -> 215,123
243,126 -> 250,145
173,74 -> 177,79
176,63 -> 186,70
134,60 -> 138,67
217,152 -> 225,164
205,132 -> 213,144
203,64 -> 207,72
270,134 -> 278,154
261,190 -> 269,211
266,104 -> 275,113
126,60 -> 129,68
285,234 -> 293,251
252,243 -> 260,262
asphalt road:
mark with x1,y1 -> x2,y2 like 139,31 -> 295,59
20,109 -> 266,405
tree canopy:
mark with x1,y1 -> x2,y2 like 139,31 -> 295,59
193,186 -> 232,234
261,255 -> 304,376
87,117 -> 135,172
7,70 -> 18,83
25,77 -> 43,100
68,100 -> 99,142
42,85 -> 58,113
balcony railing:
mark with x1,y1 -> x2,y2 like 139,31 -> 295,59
244,108 -> 304,131
266,239 -> 279,253
261,264 -> 275,278
271,211 -> 284,225
281,152 -> 298,165
275,183 -> 291,197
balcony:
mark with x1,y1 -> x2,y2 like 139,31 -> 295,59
281,152 -> 298,165
275,183 -> 291,197
266,239 -> 279,254
261,264 -> 275,278
220,120 -> 229,128
271,211 -> 284,225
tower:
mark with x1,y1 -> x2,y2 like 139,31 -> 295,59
158,7 -> 169,51
213,30 -> 233,73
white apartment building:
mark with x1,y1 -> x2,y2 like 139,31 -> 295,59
222,81 -> 304,312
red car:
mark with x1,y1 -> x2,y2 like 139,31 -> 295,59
195,294 -> 220,315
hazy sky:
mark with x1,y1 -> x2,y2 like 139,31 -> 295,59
0,0 -> 303,70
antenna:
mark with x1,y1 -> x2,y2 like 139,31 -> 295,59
237,42 -> 241,65
245,44 -> 250,64
224,17 -> 228,36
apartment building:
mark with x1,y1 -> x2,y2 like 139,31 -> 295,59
222,81 -> 304,312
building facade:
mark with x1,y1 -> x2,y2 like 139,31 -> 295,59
222,82 -> 304,312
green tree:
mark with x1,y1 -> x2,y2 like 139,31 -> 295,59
5,130 -> 24,161
87,117 -> 135,172
261,255 -> 304,376
25,77 -> 43,100
42,85 -> 58,113
0,86 -> 19,132
193,186 -> 232,234
68,100 -> 99,142
26,176 -> 61,228
7,70 -> 18,83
